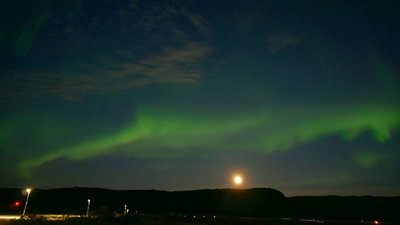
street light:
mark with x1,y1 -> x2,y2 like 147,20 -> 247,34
86,199 -> 91,217
22,188 -> 32,216
124,204 -> 127,215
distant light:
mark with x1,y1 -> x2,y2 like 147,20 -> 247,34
233,175 -> 243,185
373,220 -> 379,224
22,188 -> 32,216
14,201 -> 21,207
86,199 -> 91,217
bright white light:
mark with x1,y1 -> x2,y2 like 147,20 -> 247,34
233,175 -> 243,185
22,188 -> 32,216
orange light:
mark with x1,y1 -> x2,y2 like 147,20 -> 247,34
233,175 -> 243,185
373,220 -> 379,224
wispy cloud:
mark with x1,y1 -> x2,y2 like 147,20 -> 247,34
1,1 -> 215,101
266,34 -> 300,53
116,43 -> 211,83
188,14 -> 210,34
1,43 -> 211,100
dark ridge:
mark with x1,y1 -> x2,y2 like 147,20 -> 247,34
0,187 -> 288,218
1,187 -> 399,221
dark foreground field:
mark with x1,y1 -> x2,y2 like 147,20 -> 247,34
0,215 -> 390,225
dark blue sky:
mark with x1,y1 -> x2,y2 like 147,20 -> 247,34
1,0 -> 399,196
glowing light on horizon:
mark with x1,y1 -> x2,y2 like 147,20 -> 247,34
233,175 -> 243,186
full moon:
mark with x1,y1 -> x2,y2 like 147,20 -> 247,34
233,175 -> 243,185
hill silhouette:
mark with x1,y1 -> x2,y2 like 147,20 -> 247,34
0,187 -> 288,217
1,187 -> 399,221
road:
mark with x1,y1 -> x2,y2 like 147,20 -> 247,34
0,214 -> 81,222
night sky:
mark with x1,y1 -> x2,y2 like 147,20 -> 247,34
1,0 -> 399,196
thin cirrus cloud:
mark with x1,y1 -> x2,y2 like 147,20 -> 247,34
115,43 -> 211,83
1,43 -> 212,100
265,34 -> 300,54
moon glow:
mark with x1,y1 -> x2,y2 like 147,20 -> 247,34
233,175 -> 243,186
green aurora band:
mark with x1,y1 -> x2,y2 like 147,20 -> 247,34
17,101 -> 400,176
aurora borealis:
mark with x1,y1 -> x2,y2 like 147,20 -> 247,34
1,0 -> 399,196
